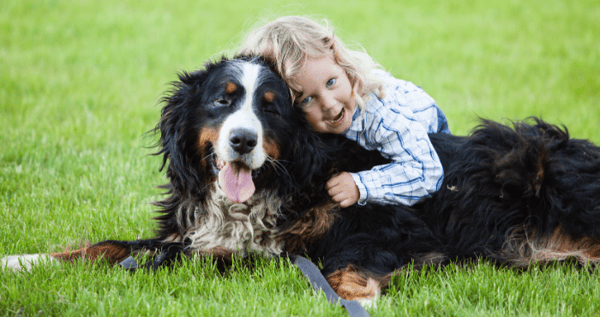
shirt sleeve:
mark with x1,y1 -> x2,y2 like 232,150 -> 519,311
349,88 -> 444,206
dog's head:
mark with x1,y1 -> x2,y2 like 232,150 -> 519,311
155,56 -> 326,203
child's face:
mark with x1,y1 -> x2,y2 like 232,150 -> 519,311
293,56 -> 355,134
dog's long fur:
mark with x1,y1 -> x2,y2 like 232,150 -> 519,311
4,56 -> 600,303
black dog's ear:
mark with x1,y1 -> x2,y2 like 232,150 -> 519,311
153,68 -> 212,196
156,69 -> 208,170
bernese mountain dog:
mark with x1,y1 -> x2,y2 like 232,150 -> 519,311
4,56 -> 600,304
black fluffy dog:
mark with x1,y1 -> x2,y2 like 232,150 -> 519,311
312,119 -> 600,300
5,56 -> 600,304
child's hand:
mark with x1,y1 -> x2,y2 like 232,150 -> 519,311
326,172 -> 360,208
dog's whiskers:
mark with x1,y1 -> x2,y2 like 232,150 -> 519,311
266,156 -> 291,180
202,152 -> 216,162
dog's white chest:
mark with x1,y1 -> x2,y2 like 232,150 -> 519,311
185,187 -> 284,257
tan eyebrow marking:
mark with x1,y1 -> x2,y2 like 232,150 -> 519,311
225,82 -> 237,94
264,91 -> 275,103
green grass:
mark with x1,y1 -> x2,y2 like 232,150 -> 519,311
1,0 -> 599,315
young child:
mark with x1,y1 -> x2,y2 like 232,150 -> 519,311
239,16 -> 451,208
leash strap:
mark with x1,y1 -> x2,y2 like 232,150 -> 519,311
289,255 -> 371,317
119,254 -> 370,317
119,256 -> 138,270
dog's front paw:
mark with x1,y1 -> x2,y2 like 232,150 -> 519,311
1,254 -> 59,271
358,297 -> 378,309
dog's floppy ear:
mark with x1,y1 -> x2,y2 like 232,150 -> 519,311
154,68 -> 211,196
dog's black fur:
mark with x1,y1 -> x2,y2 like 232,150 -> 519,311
313,120 -> 600,281
41,56 -> 600,301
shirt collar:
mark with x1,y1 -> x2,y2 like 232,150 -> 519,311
346,105 -> 364,133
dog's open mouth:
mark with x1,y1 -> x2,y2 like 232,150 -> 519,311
216,157 -> 256,203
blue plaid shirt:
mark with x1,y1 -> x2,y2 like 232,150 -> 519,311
344,70 -> 451,206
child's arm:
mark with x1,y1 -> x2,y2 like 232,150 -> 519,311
352,108 -> 443,206
344,77 -> 446,206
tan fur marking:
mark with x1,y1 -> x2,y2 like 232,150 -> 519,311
262,137 -> 280,161
50,242 -> 131,265
196,246 -> 236,259
530,228 -> 600,263
500,226 -> 600,268
226,82 -> 237,94
198,127 -> 220,148
326,266 -> 382,301
198,127 -> 220,172
162,233 -> 181,243
264,91 -> 275,103
278,201 -> 339,254
534,149 -> 547,197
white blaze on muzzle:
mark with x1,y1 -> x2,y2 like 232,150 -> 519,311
215,62 -> 265,203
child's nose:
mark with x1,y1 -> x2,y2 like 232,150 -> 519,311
320,94 -> 337,112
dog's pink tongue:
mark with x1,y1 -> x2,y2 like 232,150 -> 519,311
219,163 -> 255,203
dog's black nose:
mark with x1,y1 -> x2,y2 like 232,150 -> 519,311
229,129 -> 257,154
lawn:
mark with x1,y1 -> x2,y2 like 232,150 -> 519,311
1,0 -> 599,315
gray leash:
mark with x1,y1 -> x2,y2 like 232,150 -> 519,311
288,255 -> 371,317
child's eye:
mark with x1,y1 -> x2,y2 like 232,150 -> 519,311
300,96 -> 312,105
326,78 -> 336,87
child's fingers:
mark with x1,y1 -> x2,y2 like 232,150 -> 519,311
326,172 -> 352,189
335,194 -> 358,208
329,186 -> 359,208
327,183 -> 343,197
325,174 -> 341,190
339,198 -> 354,208
329,190 -> 345,202
326,172 -> 359,208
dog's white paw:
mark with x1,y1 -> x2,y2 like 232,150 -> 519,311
1,254 -> 59,271
358,297 -> 378,309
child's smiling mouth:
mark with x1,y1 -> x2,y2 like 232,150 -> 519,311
326,108 -> 346,126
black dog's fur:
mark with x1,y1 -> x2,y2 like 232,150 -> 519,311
42,57 -> 600,302
314,121 -> 600,282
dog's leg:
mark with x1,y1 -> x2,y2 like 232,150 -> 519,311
190,246 -> 240,272
500,226 -> 600,267
2,239 -> 160,271
51,240 -> 144,265
325,265 -> 389,307
1,254 -> 60,271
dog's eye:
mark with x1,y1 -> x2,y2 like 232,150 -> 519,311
263,107 -> 280,116
213,99 -> 230,107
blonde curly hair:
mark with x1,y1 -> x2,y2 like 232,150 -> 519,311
238,16 -> 384,110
